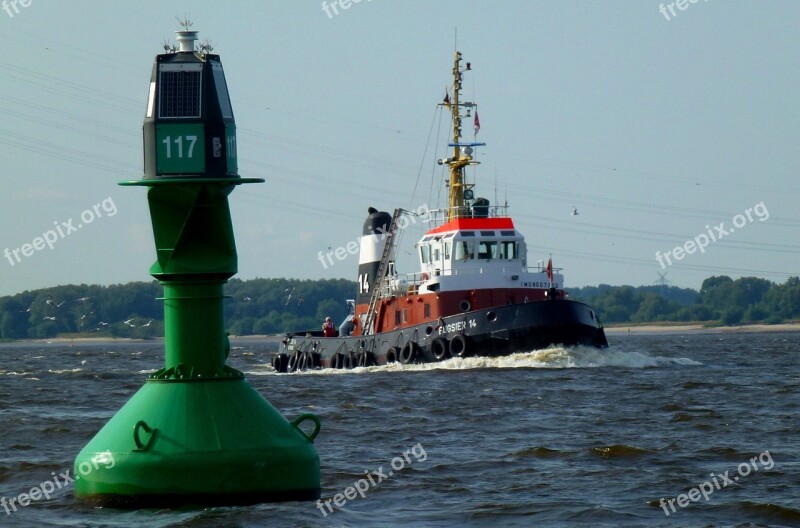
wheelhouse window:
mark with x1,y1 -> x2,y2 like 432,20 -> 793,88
478,240 -> 498,260
500,241 -> 519,260
420,244 -> 430,264
455,241 -> 475,260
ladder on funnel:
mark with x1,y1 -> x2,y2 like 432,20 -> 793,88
362,208 -> 403,335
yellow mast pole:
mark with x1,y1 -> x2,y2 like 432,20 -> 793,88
446,51 -> 480,221
448,51 -> 465,220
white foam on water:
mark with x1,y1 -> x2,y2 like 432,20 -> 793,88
263,345 -> 701,376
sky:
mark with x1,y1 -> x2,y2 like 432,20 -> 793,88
1,0 -> 798,297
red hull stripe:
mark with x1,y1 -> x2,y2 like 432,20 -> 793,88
425,217 -> 515,235
352,287 -> 556,336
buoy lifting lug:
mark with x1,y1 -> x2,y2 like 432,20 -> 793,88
133,420 -> 158,451
290,413 -> 321,443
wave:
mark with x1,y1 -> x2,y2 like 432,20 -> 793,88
512,446 -> 572,459
46,368 -> 84,374
590,444 -> 652,459
733,501 -> 800,523
277,345 -> 701,376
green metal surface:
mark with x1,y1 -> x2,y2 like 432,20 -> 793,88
74,177 -> 322,505
74,34 -> 319,507
74,379 -> 320,505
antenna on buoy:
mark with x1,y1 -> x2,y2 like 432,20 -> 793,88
161,38 -> 177,53
174,15 -> 197,52
176,14 -> 193,30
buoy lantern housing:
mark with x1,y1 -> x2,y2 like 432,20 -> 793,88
143,30 -> 238,180
73,27 -> 321,507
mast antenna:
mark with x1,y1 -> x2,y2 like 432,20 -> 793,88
439,49 -> 485,221
494,167 -> 498,207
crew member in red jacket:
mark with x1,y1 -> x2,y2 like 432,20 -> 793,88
322,316 -> 336,337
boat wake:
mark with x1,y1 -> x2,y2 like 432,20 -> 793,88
255,346 -> 701,376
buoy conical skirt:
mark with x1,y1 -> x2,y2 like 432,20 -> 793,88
74,378 -> 321,507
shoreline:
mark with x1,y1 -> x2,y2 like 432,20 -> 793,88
2,335 -> 285,345
4,323 -> 800,344
604,323 -> 800,336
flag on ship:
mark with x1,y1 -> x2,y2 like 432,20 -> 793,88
473,110 -> 480,135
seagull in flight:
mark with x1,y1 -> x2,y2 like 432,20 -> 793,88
571,206 -> 579,216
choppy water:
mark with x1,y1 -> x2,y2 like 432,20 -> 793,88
1,332 -> 799,527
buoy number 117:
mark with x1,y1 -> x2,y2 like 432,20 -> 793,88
161,135 -> 198,158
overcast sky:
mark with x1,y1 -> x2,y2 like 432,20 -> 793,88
1,0 -> 798,297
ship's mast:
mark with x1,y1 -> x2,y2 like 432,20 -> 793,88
443,51 -> 483,221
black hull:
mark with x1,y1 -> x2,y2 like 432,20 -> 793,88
273,299 -> 607,372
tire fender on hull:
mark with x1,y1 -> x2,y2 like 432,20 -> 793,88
287,351 -> 302,372
272,353 -> 288,373
449,334 -> 469,358
332,353 -> 346,369
430,337 -> 449,361
386,346 -> 399,364
358,351 -> 375,367
346,352 -> 358,369
399,341 -> 418,364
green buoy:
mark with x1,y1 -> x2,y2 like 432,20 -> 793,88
73,26 -> 321,507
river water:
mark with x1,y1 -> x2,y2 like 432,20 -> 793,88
1,332 -> 798,527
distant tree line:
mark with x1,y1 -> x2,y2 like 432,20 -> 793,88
0,275 -> 797,339
0,278 -> 355,339
570,276 -> 800,325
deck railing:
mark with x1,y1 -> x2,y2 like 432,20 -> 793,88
423,205 -> 511,228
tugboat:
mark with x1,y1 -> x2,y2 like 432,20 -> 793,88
272,51 -> 607,372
